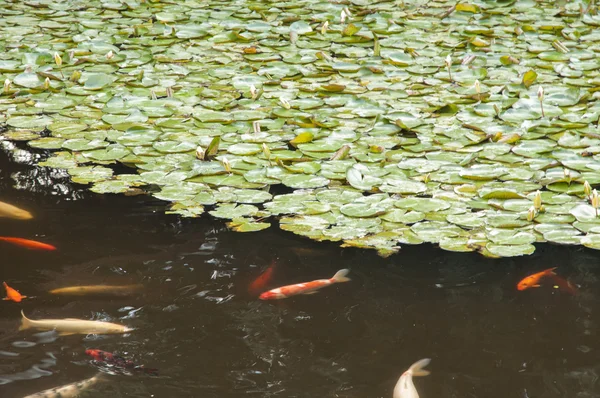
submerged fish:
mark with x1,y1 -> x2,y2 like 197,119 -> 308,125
49,284 -> 143,296
86,349 -> 159,376
3,282 -> 26,302
23,373 -> 101,398
548,274 -> 579,295
0,201 -> 33,220
19,311 -> 132,335
0,237 -> 56,251
248,262 -> 275,296
517,267 -> 557,291
393,358 -> 431,398
259,269 -> 350,300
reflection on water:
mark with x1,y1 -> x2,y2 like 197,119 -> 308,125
0,145 -> 599,397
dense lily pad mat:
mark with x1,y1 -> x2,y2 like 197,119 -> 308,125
2,0 -> 600,257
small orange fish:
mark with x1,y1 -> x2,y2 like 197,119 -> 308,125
3,282 -> 26,302
248,262 -> 275,296
0,237 -> 56,251
259,269 -> 350,300
517,267 -> 557,291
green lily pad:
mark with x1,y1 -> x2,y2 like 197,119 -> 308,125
486,243 -> 536,257
209,203 -> 259,219
227,218 -> 271,232
395,198 -> 451,212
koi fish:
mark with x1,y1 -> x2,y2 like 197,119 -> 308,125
259,269 -> 350,300
0,237 -> 56,251
548,274 -> 579,296
23,373 -> 101,398
49,284 -> 143,296
86,349 -> 159,376
19,311 -> 132,335
517,267 -> 557,291
248,263 -> 275,296
0,201 -> 33,220
393,358 -> 431,398
3,282 -> 26,302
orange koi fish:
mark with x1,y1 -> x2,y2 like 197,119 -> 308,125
3,282 -> 26,302
0,237 -> 56,251
259,269 -> 350,300
517,267 -> 557,291
248,262 -> 276,296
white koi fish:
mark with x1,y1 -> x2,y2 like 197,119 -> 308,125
0,200 -> 33,220
19,311 -> 132,335
23,373 -> 102,397
393,358 -> 431,398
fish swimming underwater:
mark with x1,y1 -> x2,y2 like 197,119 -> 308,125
259,269 -> 350,300
517,267 -> 557,291
517,267 -> 579,295
49,284 -> 143,296
393,358 -> 431,398
0,237 -> 56,251
19,311 -> 132,335
23,373 -> 101,398
3,282 -> 26,302
548,273 -> 579,295
0,201 -> 33,220
248,263 -> 275,296
86,349 -> 159,376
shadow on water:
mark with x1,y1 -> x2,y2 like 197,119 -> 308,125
0,145 -> 598,397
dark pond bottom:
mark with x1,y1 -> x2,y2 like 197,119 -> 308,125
0,150 -> 598,398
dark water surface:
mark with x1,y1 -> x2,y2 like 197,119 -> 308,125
0,146 -> 598,398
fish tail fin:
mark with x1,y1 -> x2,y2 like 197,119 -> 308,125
19,310 -> 32,331
546,267 -> 558,275
2,282 -> 7,288
332,269 -> 351,283
408,358 -> 431,377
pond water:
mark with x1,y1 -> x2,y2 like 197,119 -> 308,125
0,146 -> 599,397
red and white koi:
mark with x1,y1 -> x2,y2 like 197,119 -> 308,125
259,269 -> 350,300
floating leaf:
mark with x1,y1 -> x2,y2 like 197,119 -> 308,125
487,243 -> 536,257
227,218 -> 271,232
522,70 -> 538,88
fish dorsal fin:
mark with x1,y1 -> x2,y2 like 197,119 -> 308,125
64,318 -> 83,321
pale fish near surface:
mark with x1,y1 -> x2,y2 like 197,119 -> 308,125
393,358 -> 431,398
0,201 -> 33,220
22,373 -> 101,398
19,311 -> 132,335
49,284 -> 144,296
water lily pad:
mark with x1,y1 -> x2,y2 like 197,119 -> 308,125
209,203 -> 259,219
90,180 -> 132,194
486,243 -> 535,257
395,198 -> 451,212
227,218 -> 271,232
7,116 -> 52,129
581,234 -> 600,250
